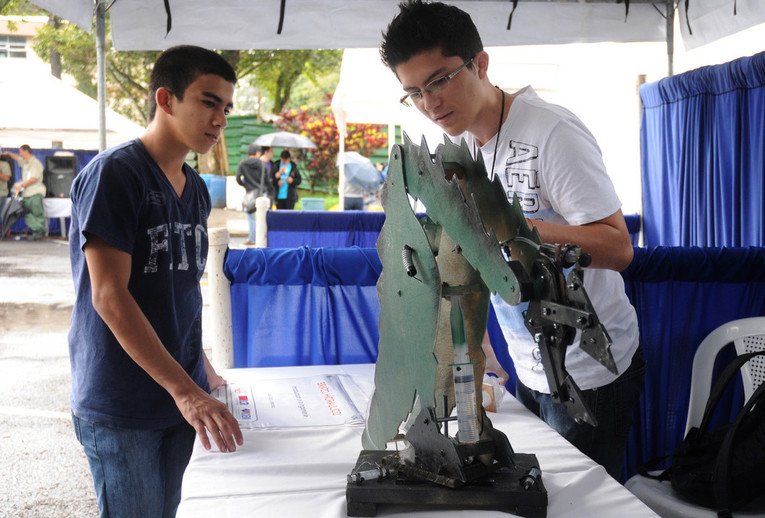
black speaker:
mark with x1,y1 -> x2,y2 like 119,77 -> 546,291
44,156 -> 78,198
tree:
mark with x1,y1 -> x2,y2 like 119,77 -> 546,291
247,50 -> 342,114
276,97 -> 388,193
32,21 -> 159,124
0,1 -> 43,15
10,5 -> 342,124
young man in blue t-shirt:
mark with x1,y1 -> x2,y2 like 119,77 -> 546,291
68,45 -> 243,516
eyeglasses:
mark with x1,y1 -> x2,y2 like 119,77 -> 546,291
399,56 -> 475,107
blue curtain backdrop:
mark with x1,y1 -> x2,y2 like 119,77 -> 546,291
266,210 -> 386,248
265,210 -> 641,248
640,51 -> 765,246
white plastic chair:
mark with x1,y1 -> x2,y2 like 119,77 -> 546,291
625,317 -> 765,517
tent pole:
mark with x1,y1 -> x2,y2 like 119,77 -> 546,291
96,0 -> 107,152
338,128 -> 346,211
666,0 -> 675,77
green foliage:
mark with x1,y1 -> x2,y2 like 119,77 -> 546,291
0,0 -> 45,15
14,7 -> 342,125
242,49 -> 342,114
31,18 -> 159,124
276,99 -> 388,193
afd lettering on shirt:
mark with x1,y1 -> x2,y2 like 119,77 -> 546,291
144,222 -> 207,273
503,140 -> 540,213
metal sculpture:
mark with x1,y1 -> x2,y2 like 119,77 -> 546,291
347,134 -> 615,517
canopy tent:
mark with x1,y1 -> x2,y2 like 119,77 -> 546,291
28,0 -> 765,206
29,0 -> 765,52
0,59 -> 142,150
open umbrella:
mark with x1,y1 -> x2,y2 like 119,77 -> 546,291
337,151 -> 384,192
254,131 -> 317,150
0,195 -> 27,239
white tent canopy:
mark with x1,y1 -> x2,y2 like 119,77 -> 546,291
24,0 -> 765,207
0,60 -> 142,150
29,0 -> 765,51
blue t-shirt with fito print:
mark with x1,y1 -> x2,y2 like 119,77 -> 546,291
68,139 -> 211,429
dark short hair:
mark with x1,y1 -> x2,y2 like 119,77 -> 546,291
247,143 -> 262,156
380,1 -> 483,71
280,150 -> 291,159
20,144 -> 32,153
148,45 -> 237,121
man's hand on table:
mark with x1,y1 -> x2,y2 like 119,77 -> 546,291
176,387 -> 244,452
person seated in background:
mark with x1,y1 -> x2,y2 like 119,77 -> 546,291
4,145 -> 46,240
273,149 -> 301,210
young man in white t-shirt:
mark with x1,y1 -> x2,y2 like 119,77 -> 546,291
380,0 -> 645,480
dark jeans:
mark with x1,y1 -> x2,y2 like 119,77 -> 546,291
276,198 -> 295,210
72,413 -> 196,517
344,197 -> 364,210
516,344 -> 646,481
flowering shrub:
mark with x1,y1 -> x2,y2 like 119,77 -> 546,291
276,100 -> 388,193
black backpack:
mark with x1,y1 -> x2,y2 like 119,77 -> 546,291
639,350 -> 765,517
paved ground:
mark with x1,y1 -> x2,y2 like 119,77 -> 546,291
0,208 -> 248,517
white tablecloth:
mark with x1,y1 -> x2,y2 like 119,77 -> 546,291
178,364 -> 658,517
43,198 -> 72,218
43,198 -> 71,238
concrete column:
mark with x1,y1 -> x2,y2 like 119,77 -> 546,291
208,227 -> 234,370
255,196 -> 270,248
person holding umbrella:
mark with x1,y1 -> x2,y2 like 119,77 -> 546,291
4,145 -> 46,240
236,143 -> 273,245
273,149 -> 302,209
337,151 -> 385,211
344,175 -> 366,210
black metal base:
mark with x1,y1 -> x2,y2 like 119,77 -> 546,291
346,450 -> 547,517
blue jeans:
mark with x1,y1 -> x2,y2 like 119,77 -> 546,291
72,413 -> 196,518
516,345 -> 646,481
246,211 -> 257,242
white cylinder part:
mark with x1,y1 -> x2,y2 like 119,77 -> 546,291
255,196 -> 270,248
453,353 -> 479,443
208,227 -> 234,370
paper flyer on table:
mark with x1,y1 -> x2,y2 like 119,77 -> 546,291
213,374 -> 365,429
